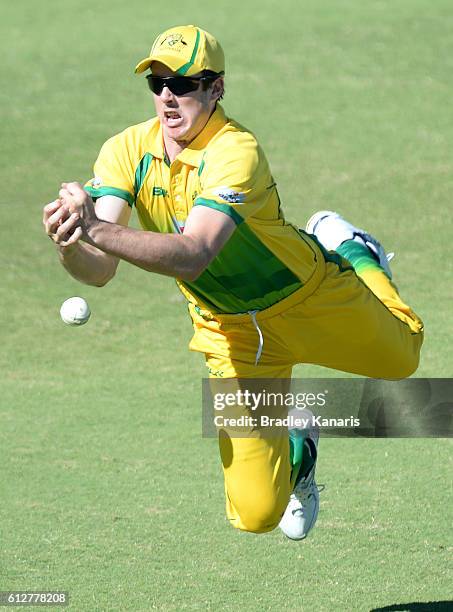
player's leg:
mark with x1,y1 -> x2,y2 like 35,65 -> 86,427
206,354 -> 293,534
306,210 -> 423,335
209,359 -> 319,539
275,211 -> 423,377
189,305 -> 317,536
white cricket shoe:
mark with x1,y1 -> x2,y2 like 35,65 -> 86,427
305,210 -> 394,279
279,427 -> 320,541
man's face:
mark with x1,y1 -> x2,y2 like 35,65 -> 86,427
151,62 -> 220,146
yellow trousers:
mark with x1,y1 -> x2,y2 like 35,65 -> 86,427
189,255 -> 424,533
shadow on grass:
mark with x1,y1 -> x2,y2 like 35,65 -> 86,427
370,602 -> 453,612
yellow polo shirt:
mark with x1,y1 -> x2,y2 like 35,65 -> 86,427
85,104 -> 324,313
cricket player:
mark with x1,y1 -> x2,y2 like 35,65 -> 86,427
43,25 -> 424,540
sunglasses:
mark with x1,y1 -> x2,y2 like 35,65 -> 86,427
146,74 -> 220,96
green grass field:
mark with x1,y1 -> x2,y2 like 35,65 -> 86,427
1,0 -> 452,610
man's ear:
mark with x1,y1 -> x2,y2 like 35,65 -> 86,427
211,77 -> 225,102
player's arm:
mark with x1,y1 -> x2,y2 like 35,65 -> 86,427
43,194 -> 131,287
59,182 -> 236,281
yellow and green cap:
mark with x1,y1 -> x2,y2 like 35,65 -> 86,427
135,25 -> 225,76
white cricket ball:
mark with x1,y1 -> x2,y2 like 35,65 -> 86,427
60,296 -> 91,326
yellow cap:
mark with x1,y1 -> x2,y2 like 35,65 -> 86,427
135,25 -> 225,76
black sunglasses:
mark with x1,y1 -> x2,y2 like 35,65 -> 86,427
146,73 -> 222,96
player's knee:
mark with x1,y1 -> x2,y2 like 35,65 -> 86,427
400,355 -> 420,378
393,329 -> 424,378
234,512 -> 280,534
390,347 -> 421,379
231,499 -> 286,534
382,356 -> 419,380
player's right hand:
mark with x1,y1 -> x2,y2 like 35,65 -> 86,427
43,199 -> 82,247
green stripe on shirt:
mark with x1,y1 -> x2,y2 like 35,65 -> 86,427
84,185 -> 134,207
134,153 -> 153,199
194,197 -> 244,225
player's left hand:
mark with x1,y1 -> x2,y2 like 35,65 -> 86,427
59,182 -> 98,237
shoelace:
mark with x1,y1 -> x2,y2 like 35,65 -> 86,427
294,470 -> 326,501
294,468 -> 316,498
